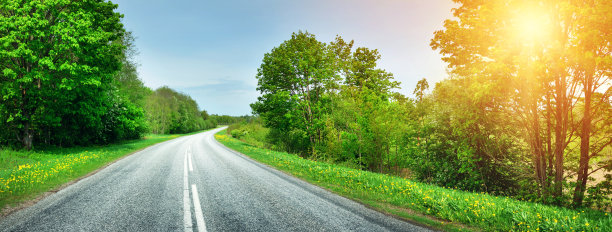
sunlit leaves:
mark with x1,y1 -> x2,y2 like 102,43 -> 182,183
431,0 -> 612,207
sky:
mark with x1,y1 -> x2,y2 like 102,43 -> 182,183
112,0 -> 458,116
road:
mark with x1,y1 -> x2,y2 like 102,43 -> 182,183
0,127 -> 431,232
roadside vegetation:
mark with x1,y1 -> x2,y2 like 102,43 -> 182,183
217,130 -> 611,231
248,0 -> 611,215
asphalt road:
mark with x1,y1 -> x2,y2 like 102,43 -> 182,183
0,127 -> 432,232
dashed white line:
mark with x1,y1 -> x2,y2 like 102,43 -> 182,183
188,151 -> 194,172
191,184 -> 207,232
183,153 -> 193,232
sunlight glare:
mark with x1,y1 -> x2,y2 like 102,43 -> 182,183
513,6 -> 551,45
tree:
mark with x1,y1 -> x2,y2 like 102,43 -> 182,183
0,0 -> 124,149
114,31 -> 150,108
570,0 -> 612,206
324,36 -> 401,171
200,110 -> 209,120
251,31 -> 337,156
413,78 -> 429,102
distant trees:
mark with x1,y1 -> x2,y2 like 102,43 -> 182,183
413,78 -> 428,103
145,87 -> 216,134
210,114 -> 251,125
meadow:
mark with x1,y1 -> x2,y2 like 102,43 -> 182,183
216,131 -> 612,232
0,133 -> 184,212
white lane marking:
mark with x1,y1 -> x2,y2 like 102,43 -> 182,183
191,184 -> 207,232
188,151 -> 194,172
184,153 -> 193,232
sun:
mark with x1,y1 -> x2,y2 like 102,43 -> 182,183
512,5 -> 552,45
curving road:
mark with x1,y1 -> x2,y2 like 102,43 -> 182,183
0,127 -> 431,232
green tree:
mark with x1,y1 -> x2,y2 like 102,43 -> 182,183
144,86 -> 211,134
0,0 -> 124,149
251,31 -> 337,156
325,36 -> 401,171
417,78 -> 523,193
413,78 -> 429,103
114,31 -> 151,108
200,110 -> 209,120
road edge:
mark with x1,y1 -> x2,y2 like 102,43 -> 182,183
211,129 -> 471,232
0,132 -> 201,219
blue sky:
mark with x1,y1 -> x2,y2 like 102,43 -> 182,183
112,0 -> 457,116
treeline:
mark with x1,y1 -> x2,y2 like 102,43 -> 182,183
211,114 -> 255,125
145,87 -> 214,134
0,1 -> 215,149
243,16 -> 611,212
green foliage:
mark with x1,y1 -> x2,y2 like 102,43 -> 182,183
227,119 -> 270,149
145,86 -> 216,134
404,78 -> 525,194
114,31 -> 151,109
209,114 -> 252,125
413,78 -> 429,102
217,130 -> 612,232
251,31 -> 337,155
0,0 -> 152,148
250,31 -> 529,198
248,29 -> 612,213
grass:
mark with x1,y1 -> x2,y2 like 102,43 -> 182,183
215,130 -> 612,232
0,131 -> 201,212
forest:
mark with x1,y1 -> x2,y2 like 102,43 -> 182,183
232,0 -> 612,211
0,1 -> 219,149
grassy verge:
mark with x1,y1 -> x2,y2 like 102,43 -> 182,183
215,130 -> 611,232
0,131 -> 203,213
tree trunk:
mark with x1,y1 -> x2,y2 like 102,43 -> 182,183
530,102 -> 546,192
20,81 -> 33,150
23,121 -> 33,150
553,76 -> 567,199
573,76 -> 592,207
546,94 -> 554,181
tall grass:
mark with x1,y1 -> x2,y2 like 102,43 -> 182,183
216,131 -> 612,232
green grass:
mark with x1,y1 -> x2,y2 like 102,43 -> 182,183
0,131 -> 202,212
215,130 -> 612,232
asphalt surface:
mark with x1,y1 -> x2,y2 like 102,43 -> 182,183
0,127 -> 432,232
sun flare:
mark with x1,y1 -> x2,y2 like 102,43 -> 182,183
513,6 -> 552,44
